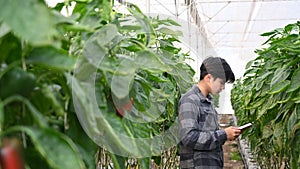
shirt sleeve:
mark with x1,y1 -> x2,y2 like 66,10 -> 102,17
179,99 -> 227,151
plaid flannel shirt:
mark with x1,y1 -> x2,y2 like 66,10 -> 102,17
178,85 -> 227,169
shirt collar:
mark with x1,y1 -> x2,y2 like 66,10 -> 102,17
192,84 -> 213,103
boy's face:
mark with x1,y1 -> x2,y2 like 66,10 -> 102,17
209,77 -> 225,95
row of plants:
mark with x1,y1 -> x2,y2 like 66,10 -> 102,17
231,21 -> 300,168
0,0 -> 194,168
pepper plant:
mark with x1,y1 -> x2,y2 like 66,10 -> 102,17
231,21 -> 300,168
0,0 -> 194,168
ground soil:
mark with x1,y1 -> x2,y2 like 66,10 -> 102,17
223,140 -> 245,169
219,114 -> 245,169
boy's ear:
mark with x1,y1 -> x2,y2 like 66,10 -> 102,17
204,74 -> 212,82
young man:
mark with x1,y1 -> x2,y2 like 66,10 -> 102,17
178,56 -> 241,169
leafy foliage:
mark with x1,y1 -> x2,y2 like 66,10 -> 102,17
231,21 -> 300,168
0,0 -> 194,168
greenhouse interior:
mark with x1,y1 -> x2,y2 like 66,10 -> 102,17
0,0 -> 300,168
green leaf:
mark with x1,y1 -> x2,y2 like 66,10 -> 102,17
25,147 -> 51,169
61,24 -> 94,32
157,19 -> 181,26
270,68 -> 290,87
156,27 -> 183,37
0,66 -> 36,99
245,60 -> 254,69
128,4 -> 155,46
287,68 -> 300,92
0,33 -> 22,64
249,97 -> 266,109
273,123 -> 283,137
65,113 -> 98,169
135,50 -> 170,73
0,0 -> 57,45
3,96 -> 48,128
268,80 -> 290,94
292,95 -> 300,103
262,125 -> 273,139
3,126 -> 86,169
291,122 -> 300,139
26,46 -> 76,70
41,85 -> 65,116
287,107 -> 297,134
111,58 -> 137,99
277,93 -> 292,104
284,23 -> 299,34
170,63 -> 194,84
255,72 -> 272,91
260,31 -> 276,37
74,0 -> 92,2
138,157 -> 150,169
0,100 -> 3,132
51,11 -> 79,25
274,28 -> 284,34
121,25 -> 142,31
96,24 -> 120,46
83,39 -> 108,68
83,24 -> 119,68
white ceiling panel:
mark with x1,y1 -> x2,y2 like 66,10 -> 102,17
257,1 -> 300,20
206,21 -> 248,33
199,2 -> 252,21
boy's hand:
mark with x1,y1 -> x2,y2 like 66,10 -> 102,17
224,126 -> 241,141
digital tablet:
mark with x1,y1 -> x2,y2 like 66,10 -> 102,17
238,122 -> 253,130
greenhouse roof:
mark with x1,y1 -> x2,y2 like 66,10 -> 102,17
116,0 -> 300,61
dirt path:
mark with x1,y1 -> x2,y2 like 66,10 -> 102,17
223,140 -> 244,169
219,114 -> 245,169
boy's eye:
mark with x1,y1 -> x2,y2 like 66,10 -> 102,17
220,80 -> 225,85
